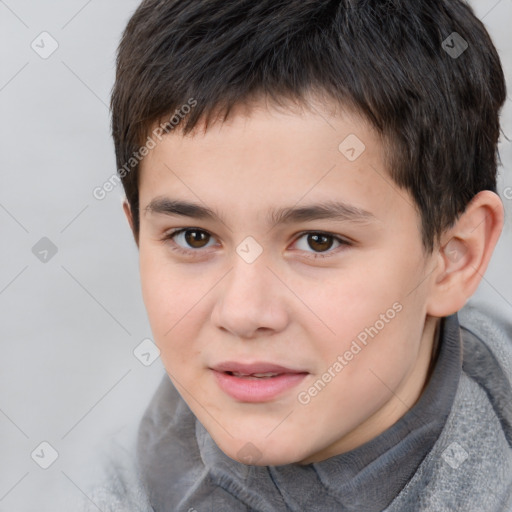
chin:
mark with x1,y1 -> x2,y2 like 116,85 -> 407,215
233,450 -> 302,467
217,436 -> 310,467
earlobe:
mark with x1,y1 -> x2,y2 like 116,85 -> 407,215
426,190 -> 504,317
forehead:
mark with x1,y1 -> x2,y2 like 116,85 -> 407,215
137,99 -> 416,235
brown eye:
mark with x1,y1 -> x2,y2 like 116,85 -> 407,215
307,233 -> 335,252
292,231 -> 350,259
162,228 -> 216,254
183,229 -> 211,248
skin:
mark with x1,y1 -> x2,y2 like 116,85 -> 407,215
123,96 -> 504,466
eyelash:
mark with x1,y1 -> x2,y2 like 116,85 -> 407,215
159,228 -> 352,260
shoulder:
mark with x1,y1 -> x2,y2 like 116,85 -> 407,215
458,298 -> 512,445
77,424 -> 154,512
386,299 -> 512,511
457,298 -> 512,371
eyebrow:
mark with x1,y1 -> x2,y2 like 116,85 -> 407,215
143,197 -> 376,227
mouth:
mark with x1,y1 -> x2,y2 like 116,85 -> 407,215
210,361 -> 309,402
225,371 -> 286,379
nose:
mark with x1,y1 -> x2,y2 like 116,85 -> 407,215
210,255 -> 289,339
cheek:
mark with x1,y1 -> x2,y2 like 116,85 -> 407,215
139,249 -> 196,345
296,252 -> 425,366
138,247 -> 216,379
141,275 -> 201,373
294,268 -> 394,333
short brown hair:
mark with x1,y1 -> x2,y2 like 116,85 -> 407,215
111,0 -> 506,251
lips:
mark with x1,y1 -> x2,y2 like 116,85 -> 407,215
210,361 -> 309,402
211,361 -> 308,376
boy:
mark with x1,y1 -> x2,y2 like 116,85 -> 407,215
84,0 -> 512,510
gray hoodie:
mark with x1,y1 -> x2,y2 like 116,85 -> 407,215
80,299 -> 512,511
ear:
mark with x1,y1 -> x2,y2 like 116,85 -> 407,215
426,190 -> 504,317
122,198 -> 139,248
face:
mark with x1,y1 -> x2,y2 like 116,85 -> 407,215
130,98 -> 440,466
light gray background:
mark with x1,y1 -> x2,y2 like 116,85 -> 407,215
0,1 -> 511,510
